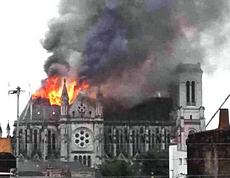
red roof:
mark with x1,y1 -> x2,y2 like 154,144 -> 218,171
0,138 -> 12,153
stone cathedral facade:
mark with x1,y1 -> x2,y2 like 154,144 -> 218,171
17,80 -> 103,168
15,63 -> 205,170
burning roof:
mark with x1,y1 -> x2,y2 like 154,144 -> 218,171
19,98 -> 60,121
32,76 -> 89,106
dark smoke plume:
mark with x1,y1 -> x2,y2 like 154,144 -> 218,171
42,0 -> 230,105
44,54 -> 70,77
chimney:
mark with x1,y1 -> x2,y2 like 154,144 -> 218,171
218,109 -> 230,129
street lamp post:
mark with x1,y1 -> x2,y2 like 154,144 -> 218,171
8,86 -> 24,178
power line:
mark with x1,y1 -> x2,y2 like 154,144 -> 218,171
206,94 -> 230,128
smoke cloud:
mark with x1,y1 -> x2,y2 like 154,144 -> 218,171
42,0 -> 230,105
44,54 -> 70,77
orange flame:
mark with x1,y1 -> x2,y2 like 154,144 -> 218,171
32,76 -> 89,105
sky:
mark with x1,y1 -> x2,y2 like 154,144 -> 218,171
0,0 -> 230,135
0,0 -> 59,135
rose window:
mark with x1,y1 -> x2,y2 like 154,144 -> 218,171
75,129 -> 91,148
78,103 -> 86,113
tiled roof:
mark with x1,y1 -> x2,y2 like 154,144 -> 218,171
0,137 -> 12,153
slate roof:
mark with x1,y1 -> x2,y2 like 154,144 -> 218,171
19,98 -> 60,122
104,97 -> 173,123
19,96 -> 173,124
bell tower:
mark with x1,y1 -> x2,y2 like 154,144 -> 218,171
174,63 -> 205,150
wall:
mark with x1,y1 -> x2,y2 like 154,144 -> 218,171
169,144 -> 187,178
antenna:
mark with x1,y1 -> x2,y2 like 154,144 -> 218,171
28,82 -> 31,97
8,86 -> 24,178
205,94 -> 230,128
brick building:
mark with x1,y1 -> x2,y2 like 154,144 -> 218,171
187,109 -> 230,177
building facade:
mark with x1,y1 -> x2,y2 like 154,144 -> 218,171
103,97 -> 174,158
17,80 -> 103,168
187,109 -> 230,177
0,124 -> 16,174
14,63 -> 205,174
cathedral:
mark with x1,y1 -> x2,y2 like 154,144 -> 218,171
15,63 -> 205,170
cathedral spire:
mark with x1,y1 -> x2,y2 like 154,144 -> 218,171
6,121 -> 10,137
61,78 -> 69,116
61,79 -> 69,102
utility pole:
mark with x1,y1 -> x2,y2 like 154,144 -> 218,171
8,86 -> 24,178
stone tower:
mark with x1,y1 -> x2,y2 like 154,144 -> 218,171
174,63 -> 205,150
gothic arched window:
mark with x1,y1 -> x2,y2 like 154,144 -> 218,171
186,81 -> 190,104
79,155 -> 82,164
25,130 -> 27,146
191,81 -> 195,103
48,130 -> 51,152
52,133 -> 56,151
188,130 -> 196,135
83,155 -> 87,165
34,130 -> 38,150
124,128 -> 128,142
88,155 -> 91,167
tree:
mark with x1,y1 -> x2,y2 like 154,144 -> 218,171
141,151 -> 169,176
100,159 -> 134,176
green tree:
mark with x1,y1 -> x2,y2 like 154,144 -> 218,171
141,151 -> 169,176
100,159 -> 134,176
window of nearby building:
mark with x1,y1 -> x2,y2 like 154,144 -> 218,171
179,158 -> 183,165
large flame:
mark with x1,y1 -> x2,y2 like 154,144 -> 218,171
32,76 -> 89,105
